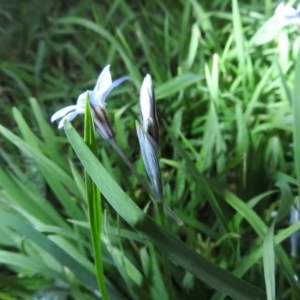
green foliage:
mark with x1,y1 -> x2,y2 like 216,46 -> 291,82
84,99 -> 108,299
1,0 -> 300,299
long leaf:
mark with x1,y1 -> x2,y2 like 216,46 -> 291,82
64,120 -> 266,300
84,97 -> 108,299
0,209 -> 97,289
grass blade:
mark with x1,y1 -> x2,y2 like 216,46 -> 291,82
64,120 -> 266,300
84,98 -> 108,299
292,45 -> 300,196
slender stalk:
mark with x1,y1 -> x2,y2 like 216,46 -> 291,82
85,99 -> 108,299
157,201 -> 165,226
109,138 -> 173,296
156,200 -> 172,298
87,185 -> 109,300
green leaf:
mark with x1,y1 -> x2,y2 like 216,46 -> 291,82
84,98 -> 108,299
0,209 -> 97,289
64,120 -> 266,300
156,73 -> 204,100
293,45 -> 300,197
263,222 -> 275,300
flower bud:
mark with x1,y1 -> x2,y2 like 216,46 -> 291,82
139,74 -> 159,145
136,122 -> 162,201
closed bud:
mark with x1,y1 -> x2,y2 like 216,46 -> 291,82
139,74 -> 159,144
136,122 -> 162,201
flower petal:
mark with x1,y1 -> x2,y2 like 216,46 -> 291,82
94,65 -> 112,96
51,105 -> 77,122
76,92 -> 88,107
275,3 -> 297,17
99,76 -> 130,107
140,74 -> 153,122
139,74 -> 159,144
87,91 -> 98,108
57,109 -> 83,129
58,113 -> 72,129
275,2 -> 298,26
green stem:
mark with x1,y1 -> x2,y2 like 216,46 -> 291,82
157,201 -> 173,298
84,99 -> 108,299
89,190 -> 109,300
110,139 -> 173,297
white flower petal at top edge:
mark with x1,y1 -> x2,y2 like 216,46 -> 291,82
99,76 -> 130,107
140,74 -> 153,122
51,105 -> 78,123
76,92 -> 88,106
57,109 -> 84,129
94,65 -> 112,97
275,2 -> 297,18
275,2 -> 299,26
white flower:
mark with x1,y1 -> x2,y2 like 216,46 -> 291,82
51,65 -> 129,131
275,2 -> 300,27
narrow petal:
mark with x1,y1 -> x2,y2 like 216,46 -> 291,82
99,76 -> 130,107
74,107 -> 85,115
76,92 -> 88,107
51,105 -> 77,122
275,3 -> 298,26
87,91 -> 98,108
58,112 -> 73,129
94,65 -> 112,96
139,74 -> 159,144
57,110 -> 82,129
140,74 -> 153,122
93,109 -> 115,140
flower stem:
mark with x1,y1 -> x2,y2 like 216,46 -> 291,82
109,139 -> 173,297
157,201 -> 173,298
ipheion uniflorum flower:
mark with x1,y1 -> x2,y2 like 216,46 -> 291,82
51,65 -> 129,140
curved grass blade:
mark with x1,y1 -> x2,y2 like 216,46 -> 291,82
292,46 -> 300,197
64,120 -> 266,300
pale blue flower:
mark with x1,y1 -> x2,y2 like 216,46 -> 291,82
275,2 -> 300,27
51,65 -> 129,139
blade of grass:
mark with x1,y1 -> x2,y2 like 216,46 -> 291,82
0,209 -> 97,289
64,120 -> 266,300
263,222 -> 276,300
292,45 -> 300,197
84,99 -> 108,299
